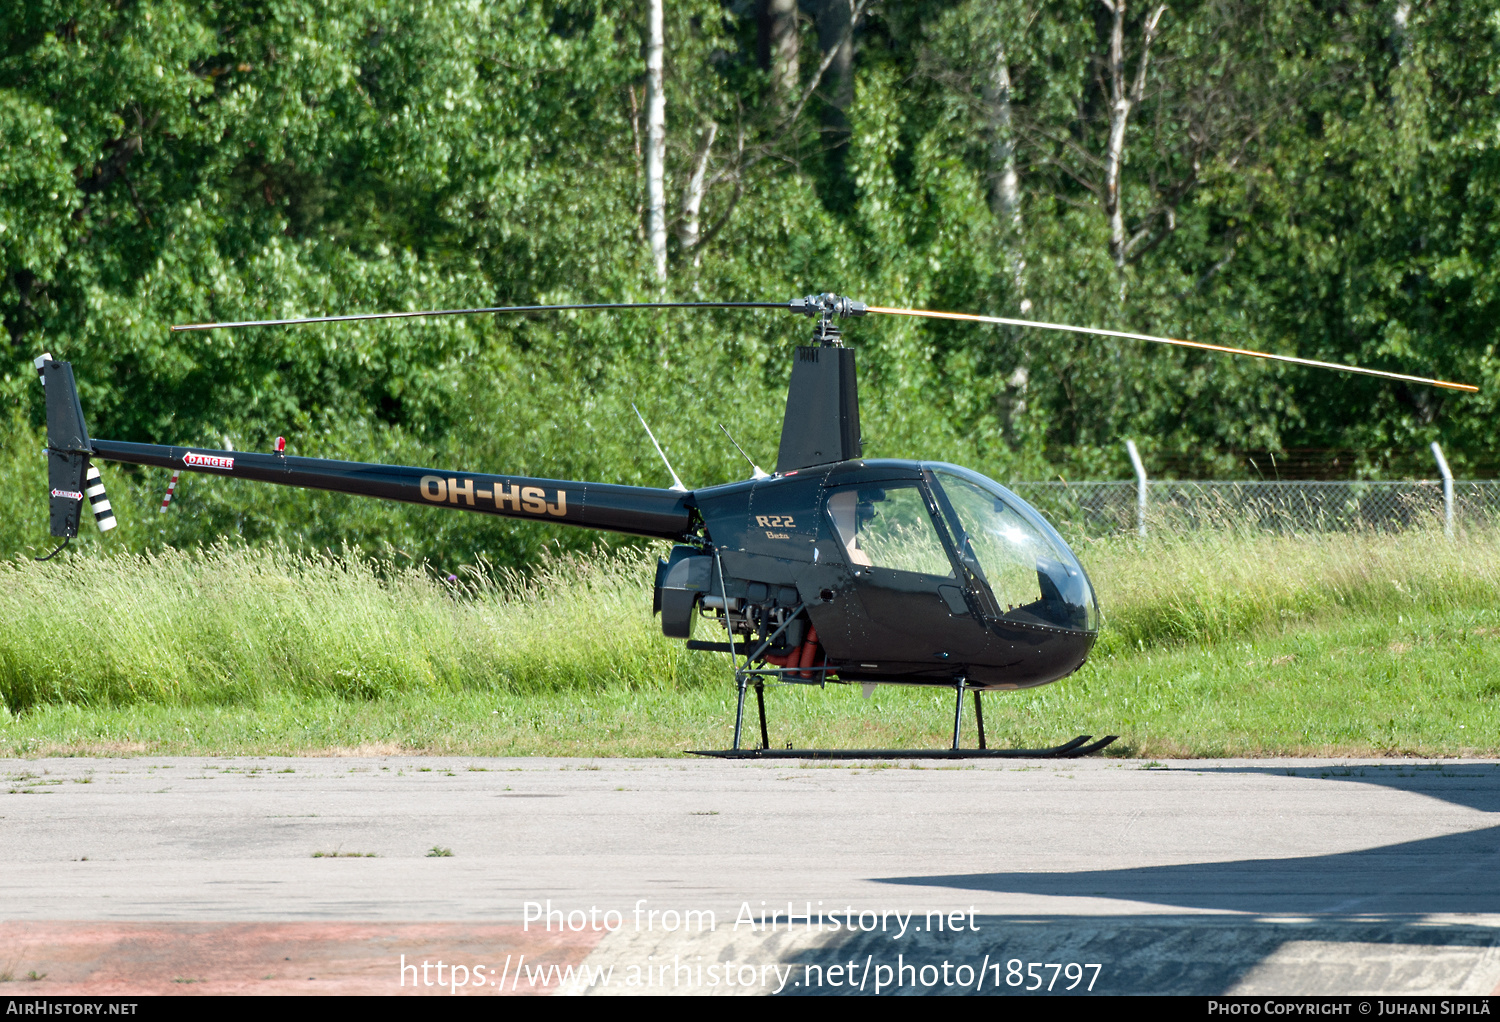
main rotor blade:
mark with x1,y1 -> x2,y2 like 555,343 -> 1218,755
866,305 -> 1479,393
171,301 -> 789,332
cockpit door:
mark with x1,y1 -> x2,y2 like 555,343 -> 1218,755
821,482 -> 986,659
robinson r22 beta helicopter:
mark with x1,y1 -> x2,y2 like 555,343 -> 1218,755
34,293 -> 1477,757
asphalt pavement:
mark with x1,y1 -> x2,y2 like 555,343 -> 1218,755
1,756 -> 1497,995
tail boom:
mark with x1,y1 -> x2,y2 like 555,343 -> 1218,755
88,439 -> 695,541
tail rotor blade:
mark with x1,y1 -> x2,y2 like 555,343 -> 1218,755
865,305 -> 1479,393
84,464 -> 117,532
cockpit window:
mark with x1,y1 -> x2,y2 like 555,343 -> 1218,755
930,468 -> 1098,632
826,486 -> 954,577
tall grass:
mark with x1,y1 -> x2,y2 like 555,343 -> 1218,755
1,523 -> 1496,714
1084,522 -> 1500,654
0,543 -> 724,711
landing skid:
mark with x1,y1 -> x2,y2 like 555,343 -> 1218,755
706,658 -> 1118,761
691,735 -> 1118,760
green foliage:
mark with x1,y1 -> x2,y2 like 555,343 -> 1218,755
2,1 -> 1498,565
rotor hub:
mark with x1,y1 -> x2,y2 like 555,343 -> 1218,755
789,293 -> 867,347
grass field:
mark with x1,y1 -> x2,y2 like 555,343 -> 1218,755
1,524 -> 1497,758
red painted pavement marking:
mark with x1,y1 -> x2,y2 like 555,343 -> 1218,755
0,921 -> 607,996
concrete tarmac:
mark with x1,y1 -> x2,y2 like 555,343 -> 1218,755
1,756 -> 1498,996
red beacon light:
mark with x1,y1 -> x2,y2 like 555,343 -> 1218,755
275,436 -> 286,455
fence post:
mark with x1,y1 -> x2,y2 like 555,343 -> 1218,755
1431,441 -> 1454,539
1126,439 -> 1148,537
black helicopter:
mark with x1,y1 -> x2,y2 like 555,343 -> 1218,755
35,293 -> 1476,758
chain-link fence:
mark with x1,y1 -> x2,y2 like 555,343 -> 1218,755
1007,479 -> 1500,536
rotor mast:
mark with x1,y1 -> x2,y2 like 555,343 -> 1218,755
776,294 -> 868,473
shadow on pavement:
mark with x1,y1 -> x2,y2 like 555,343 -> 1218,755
776,913 -> 1500,995
876,823 -> 1500,915
830,798 -> 1500,994
1187,762 -> 1500,815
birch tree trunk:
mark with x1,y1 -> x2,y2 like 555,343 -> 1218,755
984,45 -> 1028,311
677,120 -> 718,262
646,0 -> 667,283
985,42 -> 1032,429
1102,0 -> 1167,273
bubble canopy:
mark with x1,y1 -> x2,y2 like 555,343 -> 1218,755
924,464 -> 1100,634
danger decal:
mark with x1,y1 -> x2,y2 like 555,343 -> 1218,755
184,452 -> 235,471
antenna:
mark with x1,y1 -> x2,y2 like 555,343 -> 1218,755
633,404 -> 687,492
719,424 -> 770,480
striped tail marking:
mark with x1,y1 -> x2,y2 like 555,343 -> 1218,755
160,470 -> 180,513
84,464 -> 116,532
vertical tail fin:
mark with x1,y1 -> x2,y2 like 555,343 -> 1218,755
39,356 -> 112,538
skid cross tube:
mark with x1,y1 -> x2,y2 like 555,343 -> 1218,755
731,675 -> 748,751
755,680 -> 769,750
951,677 -> 967,751
974,690 -> 986,750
